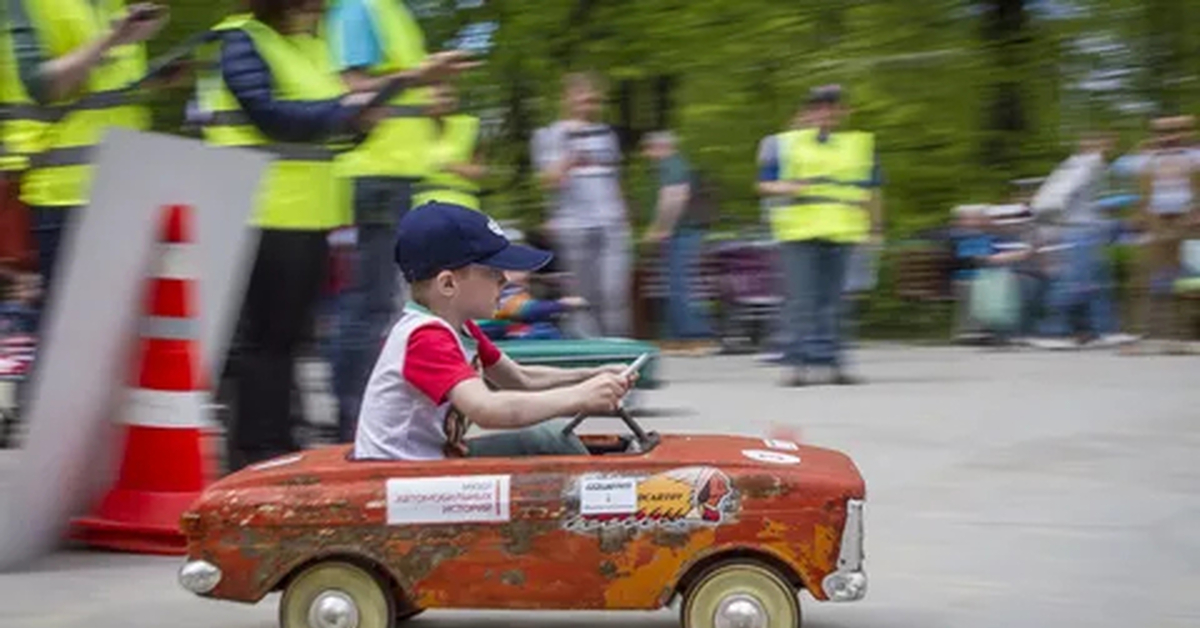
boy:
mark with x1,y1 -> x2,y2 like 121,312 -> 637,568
352,202 -> 635,461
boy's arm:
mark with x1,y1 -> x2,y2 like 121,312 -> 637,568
465,320 -> 631,392
484,354 -> 627,391
447,373 -> 625,430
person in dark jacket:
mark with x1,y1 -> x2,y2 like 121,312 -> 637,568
203,0 -> 469,471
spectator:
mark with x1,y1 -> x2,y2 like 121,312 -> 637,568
193,0 -> 389,471
325,0 -> 476,443
641,130 -> 715,347
412,82 -> 487,210
7,0 -> 168,329
532,72 -> 632,338
755,110 -> 813,363
1027,134 -> 1137,349
949,205 -> 1033,343
756,85 -> 883,386
1111,116 -> 1200,353
0,271 -> 38,379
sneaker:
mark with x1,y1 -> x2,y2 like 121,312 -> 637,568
1091,333 -> 1141,348
757,352 -> 786,365
832,369 -> 863,385
782,368 -> 807,387
1026,337 -> 1078,351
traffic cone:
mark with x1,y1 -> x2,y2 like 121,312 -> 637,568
69,204 -> 213,555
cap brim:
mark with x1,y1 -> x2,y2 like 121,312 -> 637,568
476,243 -> 553,273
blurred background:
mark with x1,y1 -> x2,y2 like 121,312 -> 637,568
140,0 -> 1200,339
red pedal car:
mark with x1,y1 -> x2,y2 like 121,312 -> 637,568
178,359 -> 867,628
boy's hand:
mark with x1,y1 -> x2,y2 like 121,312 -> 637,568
559,296 -> 588,310
593,363 -> 639,387
573,372 -> 629,415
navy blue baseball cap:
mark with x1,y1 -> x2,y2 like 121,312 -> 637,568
394,202 -> 553,282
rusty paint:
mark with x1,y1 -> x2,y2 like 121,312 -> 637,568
500,519 -> 556,555
500,570 -> 526,586
651,527 -> 691,550
736,474 -> 791,499
276,475 -> 321,486
597,526 -> 636,554
181,435 -> 865,610
598,560 -> 620,580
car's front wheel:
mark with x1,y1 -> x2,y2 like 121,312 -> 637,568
681,560 -> 801,628
279,560 -> 395,628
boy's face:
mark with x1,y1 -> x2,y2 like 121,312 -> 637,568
444,265 -> 506,319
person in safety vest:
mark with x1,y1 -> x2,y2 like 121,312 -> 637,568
324,0 -> 477,444
412,82 -> 486,211
756,84 -> 884,386
5,0 -> 168,319
1,6 -> 36,275
194,0 -> 407,472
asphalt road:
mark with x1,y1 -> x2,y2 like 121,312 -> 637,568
0,345 -> 1198,628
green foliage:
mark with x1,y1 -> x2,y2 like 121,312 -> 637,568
142,0 -> 1198,339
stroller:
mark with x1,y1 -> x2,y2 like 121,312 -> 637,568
708,236 -> 785,354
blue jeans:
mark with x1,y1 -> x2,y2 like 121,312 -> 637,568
781,240 -> 850,367
334,178 -> 413,443
663,228 -> 712,339
29,206 -> 75,334
1039,224 -> 1119,337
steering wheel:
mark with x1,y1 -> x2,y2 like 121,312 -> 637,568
560,353 -> 658,451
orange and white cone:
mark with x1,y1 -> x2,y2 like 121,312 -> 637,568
69,204 -> 214,555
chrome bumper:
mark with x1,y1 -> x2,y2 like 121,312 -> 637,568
179,559 -> 222,594
821,498 -> 867,602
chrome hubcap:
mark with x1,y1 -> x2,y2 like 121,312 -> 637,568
713,594 -> 767,628
308,590 -> 360,628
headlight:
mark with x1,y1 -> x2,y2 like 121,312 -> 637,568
179,560 -> 222,594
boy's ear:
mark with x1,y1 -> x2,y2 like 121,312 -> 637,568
435,270 -> 457,297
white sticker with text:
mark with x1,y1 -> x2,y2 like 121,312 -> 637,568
742,449 -> 801,465
763,439 -> 800,451
579,476 -> 638,515
387,475 -> 511,525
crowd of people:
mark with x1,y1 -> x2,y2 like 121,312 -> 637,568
948,117 -> 1200,354
0,1 -> 1197,464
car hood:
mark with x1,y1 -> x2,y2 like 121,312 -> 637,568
202,434 -> 863,498
645,433 -> 864,492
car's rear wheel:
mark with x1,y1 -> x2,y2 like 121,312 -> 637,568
279,560 -> 395,628
681,560 -> 801,628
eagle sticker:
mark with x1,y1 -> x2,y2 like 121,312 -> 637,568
565,466 -> 738,531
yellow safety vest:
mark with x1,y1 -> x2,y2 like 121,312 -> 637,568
412,114 -> 481,210
0,28 -> 35,173
327,0 -> 432,179
197,15 -> 350,230
18,0 -> 149,207
772,128 -> 876,244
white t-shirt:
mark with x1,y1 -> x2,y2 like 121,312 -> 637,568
1115,149 -> 1200,215
532,121 -> 627,230
352,304 -> 503,461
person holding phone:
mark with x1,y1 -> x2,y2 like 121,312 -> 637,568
193,0 -> 405,472
325,0 -> 477,446
6,0 -> 167,322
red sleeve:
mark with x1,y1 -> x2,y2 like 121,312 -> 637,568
465,320 -> 502,367
403,325 -> 481,404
